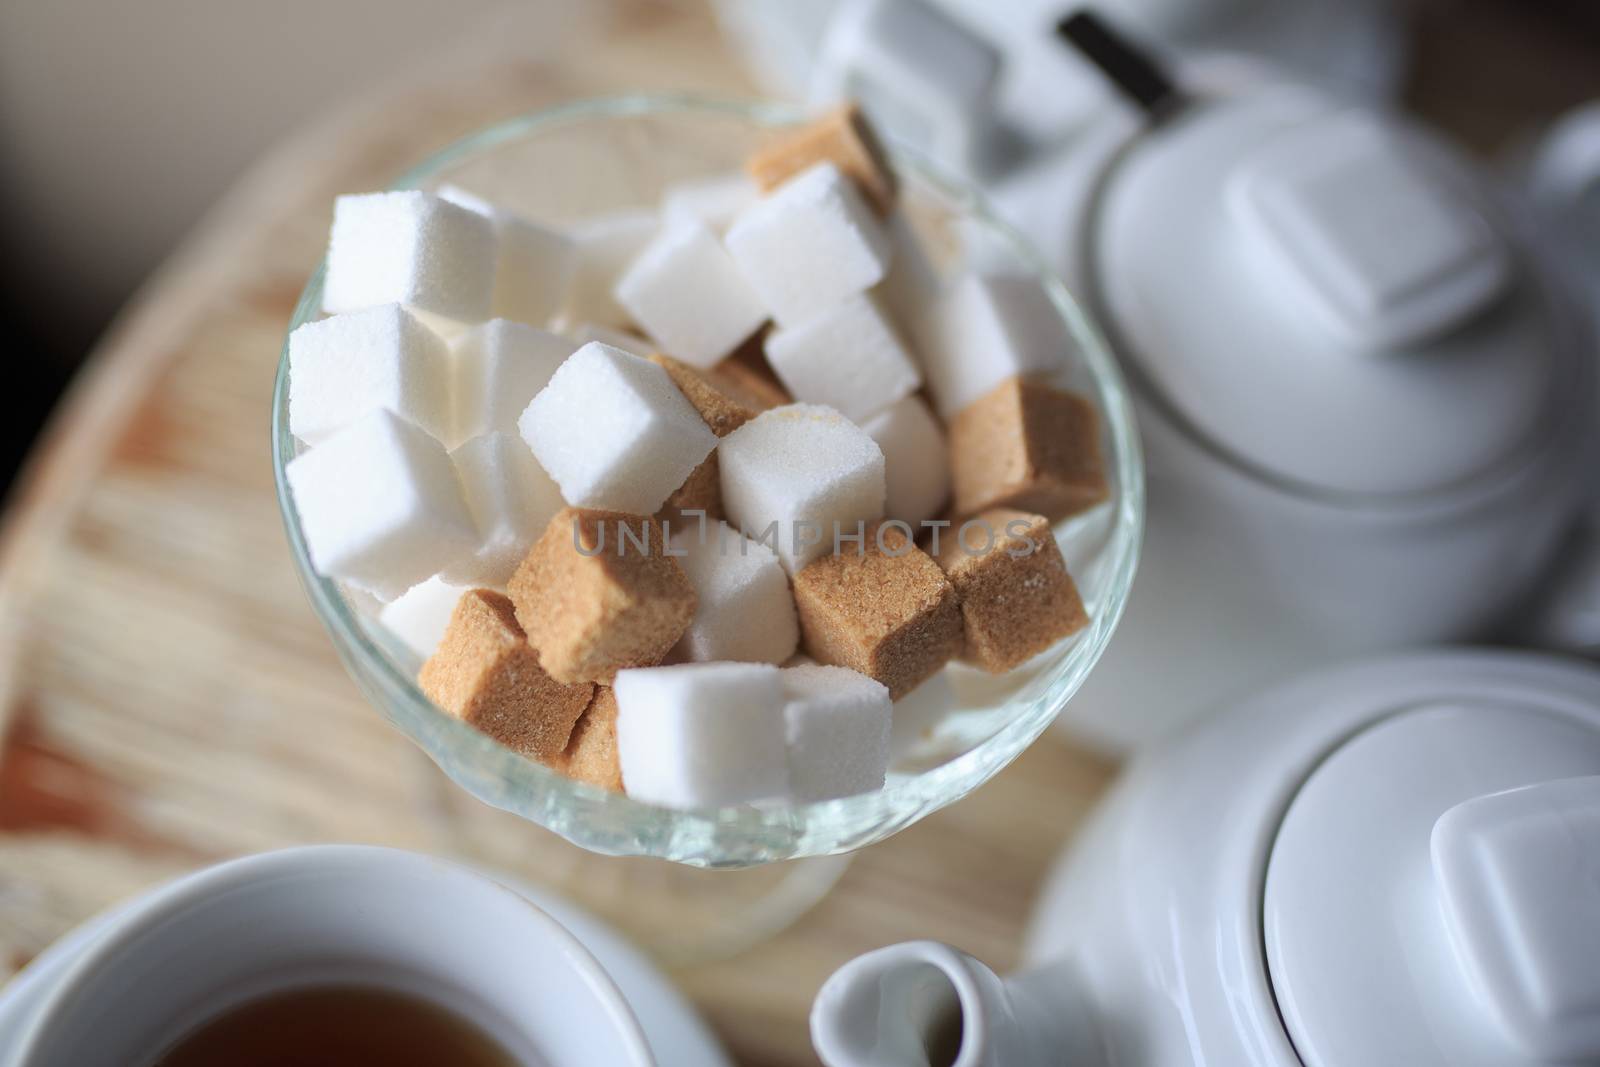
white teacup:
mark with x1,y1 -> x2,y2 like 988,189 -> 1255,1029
8,845 -> 655,1067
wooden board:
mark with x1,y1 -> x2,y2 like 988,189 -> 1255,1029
0,5 -> 1113,1064
2,1 -> 1594,1063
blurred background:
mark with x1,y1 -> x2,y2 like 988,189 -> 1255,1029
0,0 -> 1598,500
0,0 -> 597,487
0,3 -> 1597,1062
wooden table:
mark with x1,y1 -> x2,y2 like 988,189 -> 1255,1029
0,2 -> 1593,1063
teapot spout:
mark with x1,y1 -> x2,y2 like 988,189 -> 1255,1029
811,940 -> 1100,1067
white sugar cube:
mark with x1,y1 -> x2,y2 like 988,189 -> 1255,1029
877,211 -> 943,330
452,319 -> 576,445
438,184 -> 575,327
809,0 -> 1001,169
288,304 -> 453,446
726,162 -> 892,325
859,395 -> 949,528
379,576 -> 469,660
921,272 -> 1068,417
614,662 -> 788,808
615,217 -> 768,368
431,183 -> 496,217
561,209 -> 658,330
440,432 -> 564,587
571,323 -> 650,358
781,664 -> 892,801
661,172 -> 759,233
519,342 -> 718,514
345,587 -> 388,617
670,522 -> 799,665
764,292 -> 921,422
718,403 -> 886,573
323,191 -> 496,326
287,409 -> 478,601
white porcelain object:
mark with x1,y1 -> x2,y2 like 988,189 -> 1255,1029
1517,100 -> 1600,658
993,65 -> 1597,751
813,649 -> 1600,1067
713,0 -> 1405,172
7,846 -> 656,1067
962,0 -> 1406,141
808,0 -> 1002,172
1527,100 -> 1600,236
0,857 -> 728,1067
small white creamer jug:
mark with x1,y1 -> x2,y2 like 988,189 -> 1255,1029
813,649 -> 1600,1067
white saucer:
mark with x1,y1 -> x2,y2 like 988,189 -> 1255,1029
0,872 -> 730,1067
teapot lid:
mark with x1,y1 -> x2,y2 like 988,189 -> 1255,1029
1265,700 -> 1600,1065
1091,86 -> 1571,497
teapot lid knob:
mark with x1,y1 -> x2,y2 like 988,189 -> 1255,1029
1089,87 -> 1565,496
1265,702 -> 1600,1066
1227,110 -> 1511,350
1432,775 -> 1600,1060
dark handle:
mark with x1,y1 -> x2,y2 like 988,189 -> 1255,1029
1056,10 -> 1184,120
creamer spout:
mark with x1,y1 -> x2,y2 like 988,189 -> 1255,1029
811,940 -> 1100,1067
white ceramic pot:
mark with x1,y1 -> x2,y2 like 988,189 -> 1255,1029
812,649 -> 1600,1066
992,57 -> 1599,751
7,846 -> 656,1067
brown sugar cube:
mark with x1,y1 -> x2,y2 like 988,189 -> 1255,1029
649,352 -> 761,527
648,352 -> 759,436
950,377 -> 1109,521
711,359 -> 790,413
936,508 -> 1089,673
711,330 -> 791,412
792,521 -> 964,699
508,507 -> 697,685
747,103 -> 898,216
419,589 -> 594,761
658,457 -> 726,527
550,687 -> 624,792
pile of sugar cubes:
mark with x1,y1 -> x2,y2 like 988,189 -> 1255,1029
286,104 -> 1107,809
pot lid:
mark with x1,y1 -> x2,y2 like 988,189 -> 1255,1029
1265,700 -> 1600,1066
1092,86 -> 1569,497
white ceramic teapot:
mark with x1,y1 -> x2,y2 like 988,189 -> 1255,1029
992,21 -> 1599,751
812,649 -> 1600,1067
